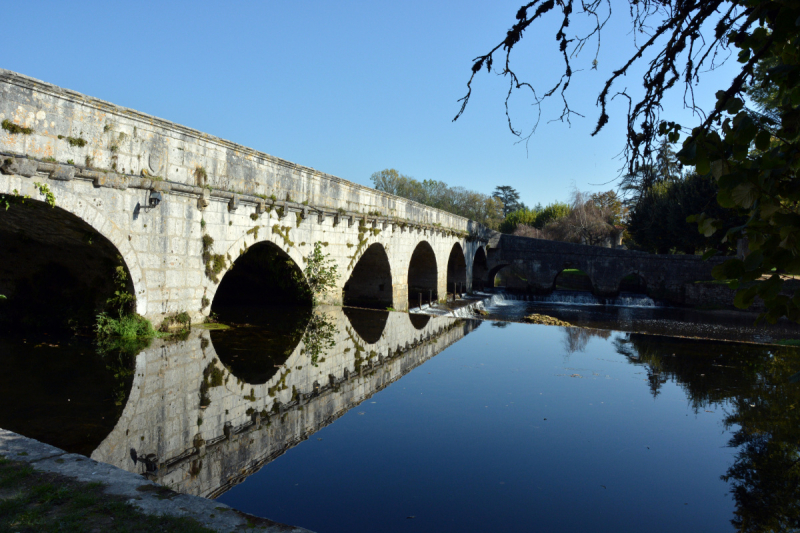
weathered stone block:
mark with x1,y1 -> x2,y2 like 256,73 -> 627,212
1,157 -> 38,177
49,164 -> 74,181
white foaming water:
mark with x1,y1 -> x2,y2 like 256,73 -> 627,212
409,290 -> 660,319
494,290 -> 659,308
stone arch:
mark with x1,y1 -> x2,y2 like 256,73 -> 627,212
211,239 -> 310,310
618,271 -> 647,293
343,243 -> 392,309
472,246 -> 488,290
446,242 -> 467,295
552,267 -> 594,293
203,233 -> 307,310
407,241 -> 438,306
486,263 -> 509,289
0,188 -> 145,331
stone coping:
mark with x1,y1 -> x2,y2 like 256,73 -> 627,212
0,428 -> 314,533
0,152 -> 479,240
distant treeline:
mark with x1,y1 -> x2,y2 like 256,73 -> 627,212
370,169 -> 504,229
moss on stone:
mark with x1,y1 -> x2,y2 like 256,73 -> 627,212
2,119 -> 33,135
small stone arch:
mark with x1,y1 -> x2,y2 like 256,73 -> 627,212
486,263 -> 509,289
205,233 -> 308,310
618,271 -> 647,293
407,241 -> 438,306
552,267 -> 594,293
446,242 -> 467,295
343,243 -> 392,309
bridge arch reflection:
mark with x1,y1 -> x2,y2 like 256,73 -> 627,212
343,306 -> 389,344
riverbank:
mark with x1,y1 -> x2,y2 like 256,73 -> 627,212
0,429 -> 313,533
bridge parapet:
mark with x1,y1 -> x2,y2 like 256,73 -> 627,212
0,69 -> 471,232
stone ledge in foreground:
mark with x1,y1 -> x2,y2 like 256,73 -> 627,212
0,428 -> 314,533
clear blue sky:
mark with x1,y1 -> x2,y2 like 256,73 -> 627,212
3,1 -> 738,207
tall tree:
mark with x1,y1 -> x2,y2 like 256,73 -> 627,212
493,185 -> 522,217
453,1 -> 800,322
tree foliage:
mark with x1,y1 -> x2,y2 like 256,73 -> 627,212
627,172 -> 747,254
456,0 -> 800,322
371,169 -> 504,228
500,201 -> 571,233
512,191 -> 623,247
299,242 -> 339,306
493,185 -> 524,216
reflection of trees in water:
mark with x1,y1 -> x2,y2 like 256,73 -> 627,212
615,332 -> 800,530
491,321 -> 510,328
561,327 -> 610,354
301,310 -> 336,367
613,333 -> 759,406
721,352 -> 800,532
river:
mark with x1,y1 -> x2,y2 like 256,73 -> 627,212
1,297 -> 798,532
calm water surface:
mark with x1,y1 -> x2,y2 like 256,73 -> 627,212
1,303 -> 798,533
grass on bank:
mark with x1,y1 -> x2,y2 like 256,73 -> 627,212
0,455 -> 214,533
96,312 -> 160,339
776,339 -> 800,346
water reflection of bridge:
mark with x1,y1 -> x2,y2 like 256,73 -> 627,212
91,306 -> 478,498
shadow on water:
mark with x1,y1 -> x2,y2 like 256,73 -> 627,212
210,305 -> 312,384
0,337 -> 135,456
342,307 -> 389,344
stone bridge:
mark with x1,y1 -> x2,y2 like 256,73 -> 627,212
475,233 -> 722,304
0,69 -> 721,324
0,70 -> 490,323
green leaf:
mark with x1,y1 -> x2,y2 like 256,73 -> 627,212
755,130 -> 772,151
724,97 -> 744,114
743,249 -> 763,271
731,182 -> 758,208
710,159 -> 729,179
737,49 -> 751,63
733,285 -> 758,309
696,157 -> 711,175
